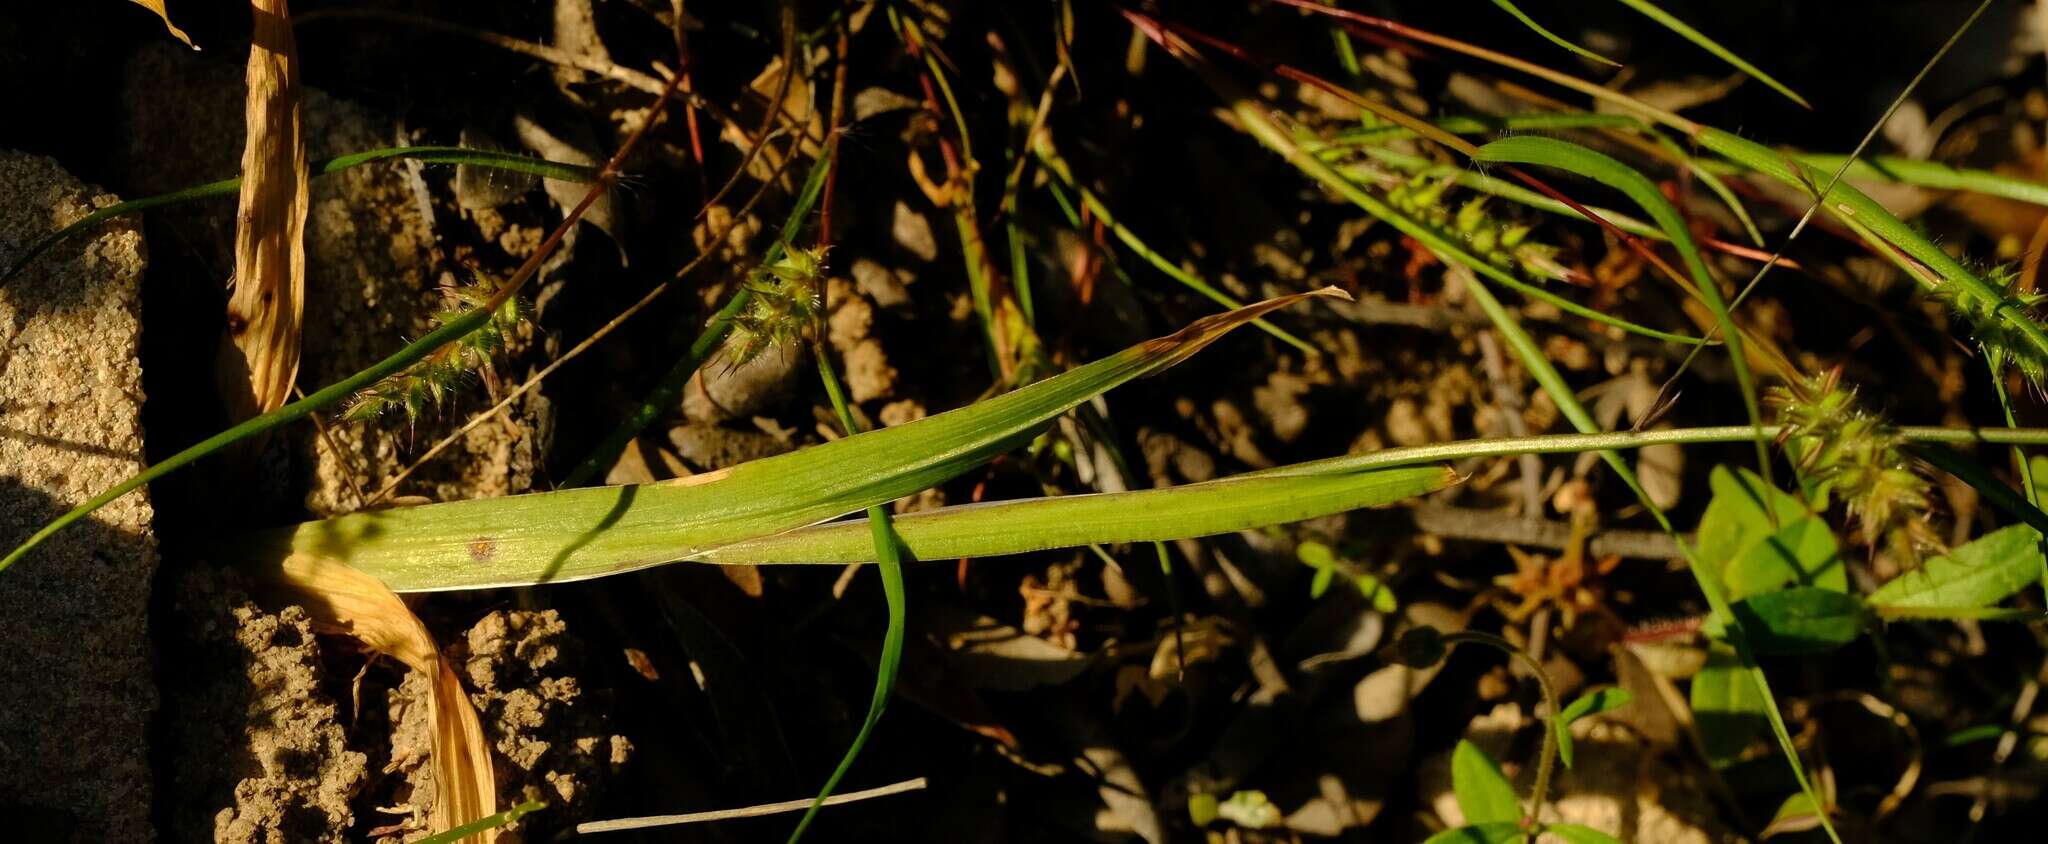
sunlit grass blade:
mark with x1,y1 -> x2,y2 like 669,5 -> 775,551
1489,0 -> 1619,66
1473,136 -> 1773,481
1698,128 -> 2048,381
1609,0 -> 1808,107
699,465 -> 1458,565
1230,118 -> 1708,346
1143,22 -> 1823,834
222,289 -> 1347,591
1,146 -> 600,286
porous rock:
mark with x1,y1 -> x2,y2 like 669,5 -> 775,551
0,150 -> 156,841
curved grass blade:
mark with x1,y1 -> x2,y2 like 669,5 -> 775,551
697,465 -> 1458,565
1233,118 -> 1708,346
1160,36 -> 1828,832
1698,128 -> 2048,376
787,331 -> 907,842
1,146 -> 600,286
222,290 -> 1348,591
1490,0 -> 1619,66
1610,0 -> 1808,107
1474,136 -> 1773,483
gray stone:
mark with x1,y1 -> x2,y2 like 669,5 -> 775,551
0,150 -> 156,842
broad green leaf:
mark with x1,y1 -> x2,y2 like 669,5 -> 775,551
1489,0 -> 1618,66
1545,823 -> 1624,844
1423,824 -> 1525,844
1690,641 -> 1766,769
1610,0 -> 1808,107
1725,518 -> 1846,601
226,290 -> 1347,591
1555,687 -> 1633,769
697,466 -> 1458,565
1730,587 -> 1865,654
1694,467 -> 1842,601
1868,523 -> 2044,615
1451,740 -> 1521,826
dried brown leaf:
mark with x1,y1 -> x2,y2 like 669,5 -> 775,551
127,0 -> 196,48
218,0 -> 309,419
267,554 -> 498,841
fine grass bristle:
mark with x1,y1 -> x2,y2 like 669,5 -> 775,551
343,274 -> 527,423
1931,263 -> 2048,390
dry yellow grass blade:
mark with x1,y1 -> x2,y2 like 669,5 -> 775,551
126,0 -> 196,48
269,554 -> 499,841
217,0 -> 310,420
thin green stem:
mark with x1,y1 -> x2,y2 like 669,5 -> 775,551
788,337 -> 909,843
1441,631 -> 1560,833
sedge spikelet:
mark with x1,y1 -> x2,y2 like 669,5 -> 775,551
344,274 -> 526,423
1769,369 -> 1942,567
724,245 -> 828,369
1383,175 -> 1570,282
1930,263 -> 2048,390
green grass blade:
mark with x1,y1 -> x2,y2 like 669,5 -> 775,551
1335,147 -> 1666,241
1236,120 -> 1709,346
413,799 -> 546,844
697,465 -> 1457,564
1473,136 -> 1773,487
1700,128 -> 2048,373
1788,154 -> 2048,208
0,304 -> 494,577
224,290 -> 1345,591
1610,0 -> 1809,107
1,146 -> 600,286
1214,80 -> 1829,839
1489,0 -> 1619,66
787,330 -> 908,842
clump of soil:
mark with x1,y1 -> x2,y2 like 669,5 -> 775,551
376,609 -> 629,842
162,568 -> 368,844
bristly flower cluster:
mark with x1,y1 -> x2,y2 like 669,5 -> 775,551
724,245 -> 827,369
344,275 -> 526,423
1383,175 -> 1571,283
1769,369 -> 1942,567
1931,263 -> 2048,390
